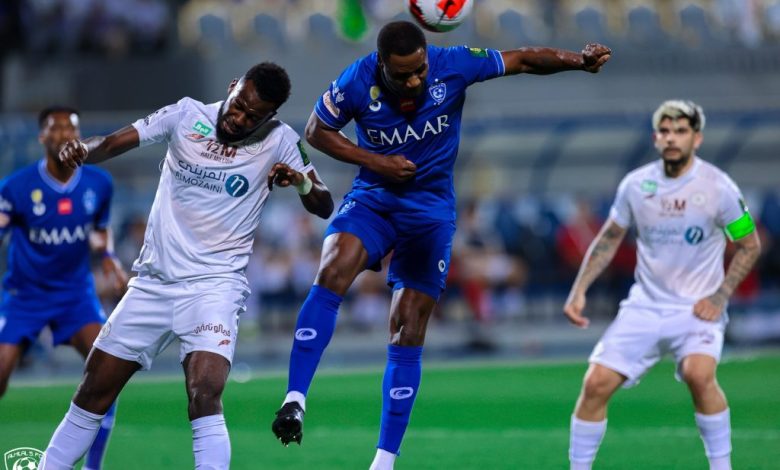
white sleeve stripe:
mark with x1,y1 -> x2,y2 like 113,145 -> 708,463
494,50 -> 506,76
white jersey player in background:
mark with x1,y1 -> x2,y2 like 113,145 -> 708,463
563,100 -> 761,470
41,62 -> 334,469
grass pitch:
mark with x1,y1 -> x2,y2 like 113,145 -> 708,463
2,354 -> 778,469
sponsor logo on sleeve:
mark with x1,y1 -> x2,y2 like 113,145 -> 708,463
322,90 -> 340,118
296,140 -> 311,166
468,47 -> 488,58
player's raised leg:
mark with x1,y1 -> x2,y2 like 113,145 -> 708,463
569,364 -> 625,470
273,232 -> 368,445
681,354 -> 732,470
70,323 -> 117,470
0,343 -> 23,397
369,288 -> 434,470
184,351 -> 232,469
41,349 -> 139,469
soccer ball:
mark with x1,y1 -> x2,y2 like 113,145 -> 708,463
407,0 -> 473,33
13,457 -> 39,470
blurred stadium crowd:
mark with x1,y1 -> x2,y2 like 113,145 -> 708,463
2,0 -> 780,347
2,0 -> 780,58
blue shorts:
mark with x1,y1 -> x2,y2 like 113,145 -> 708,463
0,291 -> 106,346
324,199 -> 456,300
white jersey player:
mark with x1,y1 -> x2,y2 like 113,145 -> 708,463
41,63 -> 334,470
563,100 -> 761,470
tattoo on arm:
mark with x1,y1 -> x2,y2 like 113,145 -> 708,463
572,221 -> 627,294
711,233 -> 761,306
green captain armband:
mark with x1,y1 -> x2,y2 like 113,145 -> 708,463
725,211 -> 756,241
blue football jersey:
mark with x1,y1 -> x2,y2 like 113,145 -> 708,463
0,160 -> 113,298
314,45 -> 505,222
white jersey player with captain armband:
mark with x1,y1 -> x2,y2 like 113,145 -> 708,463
562,100 -> 761,470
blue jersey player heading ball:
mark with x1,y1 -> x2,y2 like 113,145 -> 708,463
0,106 -> 127,470
272,20 -> 611,469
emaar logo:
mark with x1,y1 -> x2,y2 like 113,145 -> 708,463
685,226 -> 705,245
295,328 -> 318,341
389,387 -> 414,400
29,223 -> 92,245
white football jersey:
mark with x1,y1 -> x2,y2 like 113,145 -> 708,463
130,97 -> 314,282
610,157 -> 749,309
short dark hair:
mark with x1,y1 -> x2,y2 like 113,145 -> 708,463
245,62 -> 291,107
38,105 -> 79,129
377,21 -> 427,61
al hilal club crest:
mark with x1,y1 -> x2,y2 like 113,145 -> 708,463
429,80 -> 446,105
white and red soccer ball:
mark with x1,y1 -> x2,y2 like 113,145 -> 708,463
407,0 -> 473,33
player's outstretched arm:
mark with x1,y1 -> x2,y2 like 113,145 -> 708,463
501,44 -> 611,76
91,228 -> 129,294
59,126 -> 141,169
694,231 -> 761,321
563,219 -> 627,328
304,112 -> 417,184
267,164 -> 334,219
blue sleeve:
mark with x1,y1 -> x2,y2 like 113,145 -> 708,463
0,178 -> 15,238
441,46 -> 505,86
313,60 -> 362,130
94,172 -> 113,230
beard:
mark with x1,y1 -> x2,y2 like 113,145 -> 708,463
662,149 -> 692,177
215,105 -> 248,144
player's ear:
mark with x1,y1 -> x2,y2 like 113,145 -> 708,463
693,131 -> 703,149
227,78 -> 239,94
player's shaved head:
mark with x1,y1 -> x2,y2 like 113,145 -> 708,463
245,62 -> 291,107
378,21 -> 427,61
652,100 -> 705,132
38,105 -> 79,129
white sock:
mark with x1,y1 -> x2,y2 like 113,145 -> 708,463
192,414 -> 230,470
569,416 -> 607,470
369,448 -> 397,470
283,391 -> 306,412
695,409 -> 732,470
41,402 -> 105,470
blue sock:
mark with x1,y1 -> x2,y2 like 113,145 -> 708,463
84,401 -> 116,470
287,285 -> 342,395
378,345 -> 423,454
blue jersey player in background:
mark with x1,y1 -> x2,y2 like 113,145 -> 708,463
0,106 -> 127,470
272,21 -> 611,469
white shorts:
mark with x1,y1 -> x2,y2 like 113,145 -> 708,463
94,275 -> 249,370
589,305 -> 727,388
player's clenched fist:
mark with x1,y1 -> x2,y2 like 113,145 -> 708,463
371,154 -> 417,184
582,43 -> 611,73
59,140 -> 89,168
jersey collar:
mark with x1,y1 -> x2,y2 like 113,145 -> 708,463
38,159 -> 82,193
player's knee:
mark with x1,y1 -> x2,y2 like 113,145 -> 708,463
317,265 -> 351,292
582,373 -> 616,401
393,328 -> 425,346
681,366 -> 715,392
188,379 -> 225,408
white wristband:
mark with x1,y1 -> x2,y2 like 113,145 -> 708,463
295,175 -> 313,195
